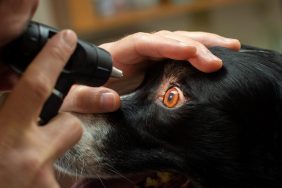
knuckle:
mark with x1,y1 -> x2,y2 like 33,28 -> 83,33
48,44 -> 69,63
70,115 -> 82,127
20,152 -> 42,174
72,88 -> 90,111
209,32 -> 221,38
196,31 -> 206,35
130,32 -> 151,53
63,113 -> 83,128
203,32 -> 220,39
73,96 -> 88,111
187,39 -> 202,48
131,32 -> 149,41
174,30 -> 187,35
200,31 -> 222,39
21,73 -> 51,100
154,30 -> 170,35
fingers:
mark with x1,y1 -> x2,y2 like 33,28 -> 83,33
42,112 -> 82,159
2,30 -> 77,124
100,32 -> 197,75
154,30 -> 224,72
61,85 -> 121,113
34,113 -> 81,188
30,164 -> 60,188
173,31 -> 241,50
154,30 -> 241,72
101,31 -> 241,75
131,32 -> 197,61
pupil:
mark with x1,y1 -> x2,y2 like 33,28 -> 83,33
168,93 -> 175,102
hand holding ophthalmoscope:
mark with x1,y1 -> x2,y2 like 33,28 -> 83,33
1,21 -> 123,124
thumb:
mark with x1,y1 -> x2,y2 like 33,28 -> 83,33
61,85 -> 121,113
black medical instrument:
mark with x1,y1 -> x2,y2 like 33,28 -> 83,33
1,21 -> 123,124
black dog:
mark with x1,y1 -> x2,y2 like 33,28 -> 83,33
56,45 -> 282,188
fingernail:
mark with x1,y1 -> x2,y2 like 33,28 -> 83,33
100,92 -> 115,111
62,30 -> 77,48
216,59 -> 223,69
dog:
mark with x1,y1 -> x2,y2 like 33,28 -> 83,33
56,45 -> 282,188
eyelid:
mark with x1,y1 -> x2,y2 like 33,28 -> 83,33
157,83 -> 176,98
158,83 -> 186,108
169,82 -> 180,88
157,82 -> 180,96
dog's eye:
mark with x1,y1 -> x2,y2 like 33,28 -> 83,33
163,87 -> 181,108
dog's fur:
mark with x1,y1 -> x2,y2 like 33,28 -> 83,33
57,45 -> 282,188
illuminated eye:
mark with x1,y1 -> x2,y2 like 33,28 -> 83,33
163,87 -> 180,108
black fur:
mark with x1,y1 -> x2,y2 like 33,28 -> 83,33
63,46 -> 282,188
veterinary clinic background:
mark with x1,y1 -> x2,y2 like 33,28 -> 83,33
36,0 -> 282,51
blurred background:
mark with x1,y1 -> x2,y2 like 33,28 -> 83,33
33,0 -> 282,52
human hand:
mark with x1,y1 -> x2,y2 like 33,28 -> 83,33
0,0 -> 120,114
98,31 -> 240,94
61,31 -> 240,113
0,30 -> 82,188
101,31 -> 241,74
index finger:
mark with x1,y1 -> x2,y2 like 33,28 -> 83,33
174,31 -> 241,51
2,30 -> 77,124
100,32 -> 197,76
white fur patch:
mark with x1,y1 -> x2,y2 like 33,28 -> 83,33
56,114 -> 113,178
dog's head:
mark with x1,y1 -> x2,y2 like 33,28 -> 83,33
57,46 -> 282,188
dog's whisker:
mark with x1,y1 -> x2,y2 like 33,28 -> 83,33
96,174 -> 107,188
80,158 -> 85,176
103,163 -> 136,185
80,151 -> 108,188
54,165 -> 62,180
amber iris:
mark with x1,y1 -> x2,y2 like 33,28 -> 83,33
163,87 -> 179,108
